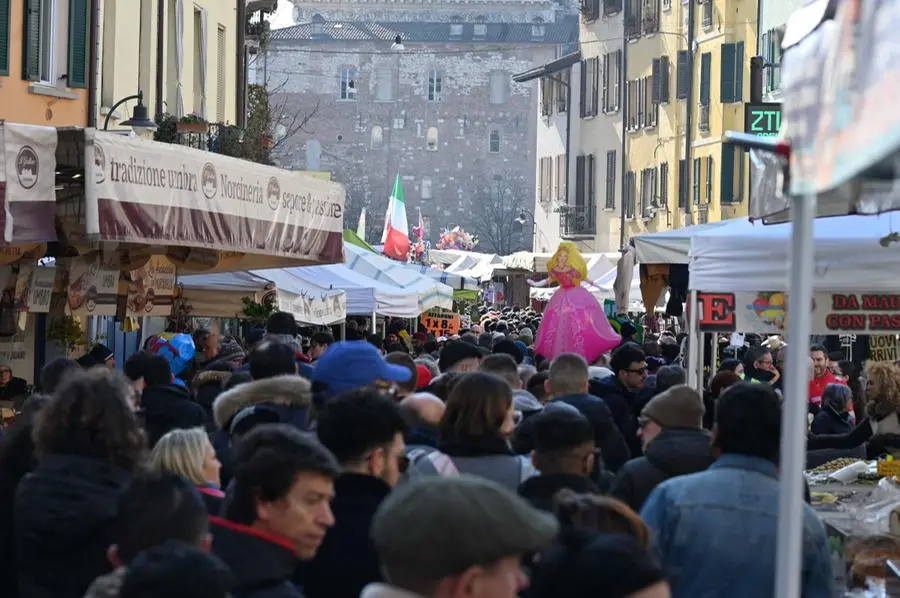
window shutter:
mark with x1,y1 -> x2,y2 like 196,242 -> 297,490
720,43 -> 735,103
560,153 -> 568,202
68,0 -> 91,88
606,150 -> 616,209
678,159 -> 687,208
676,50 -> 689,99
0,0 -> 9,75
614,50 -> 622,110
693,157 -> 701,204
734,41 -> 744,102
651,58 -> 661,104
591,57 -> 600,116
660,162 -> 668,207
601,53 -> 609,112
699,52 -> 711,105
579,60 -> 587,117
706,156 -> 714,203
720,143 -> 735,203
22,0 -> 41,81
660,55 -> 669,102
575,156 -> 586,206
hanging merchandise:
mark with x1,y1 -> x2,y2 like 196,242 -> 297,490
529,242 -> 621,362
146,333 -> 196,383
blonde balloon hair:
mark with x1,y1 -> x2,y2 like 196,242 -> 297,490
149,427 -> 211,486
547,241 -> 588,285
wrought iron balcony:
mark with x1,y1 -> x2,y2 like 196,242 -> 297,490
559,204 -> 596,237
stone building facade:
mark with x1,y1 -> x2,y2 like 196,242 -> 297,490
265,2 -> 578,253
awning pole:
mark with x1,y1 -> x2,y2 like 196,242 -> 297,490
686,290 -> 700,389
774,193 -> 816,598
372,311 -> 377,336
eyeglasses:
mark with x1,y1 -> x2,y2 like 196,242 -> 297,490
625,366 -> 648,375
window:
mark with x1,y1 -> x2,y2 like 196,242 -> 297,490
474,23 -> 487,37
624,170 -> 636,219
624,0 -> 641,40
531,18 -> 545,38
539,157 -> 552,203
556,70 -> 569,112
376,66 -> 397,102
699,52 -> 711,106
701,0 -> 713,29
662,0 -> 671,10
642,0 -> 659,35
720,42 -> 744,103
761,28 -> 783,93
456,118 -> 466,138
393,116 -> 405,130
370,126 -> 383,149
652,56 -> 669,104
605,150 -> 616,209
580,56 -> 599,117
604,0 -> 623,16
581,0 -> 600,21
692,157 -> 701,204
339,65 -> 358,100
193,9 -> 207,117
573,154 -> 595,212
0,0 -> 8,75
557,154 -> 567,201
659,162 -> 669,208
540,76 -> 553,116
490,71 -> 509,105
676,50 -> 689,99
678,159 -> 688,208
601,51 -> 622,113
450,22 -> 463,37
627,79 -> 654,131
641,167 -> 657,218
421,177 -> 433,199
705,156 -> 714,203
216,26 -> 226,122
489,129 -> 501,154
642,76 -> 656,128
720,144 -> 745,203
426,127 -> 439,151
427,69 -> 442,102
23,0 -> 63,84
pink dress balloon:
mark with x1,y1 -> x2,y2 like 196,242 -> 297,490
534,268 -> 621,363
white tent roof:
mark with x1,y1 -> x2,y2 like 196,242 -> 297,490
689,214 -> 900,292
632,219 -> 749,264
406,263 -> 480,291
530,265 -> 658,311
344,244 -> 476,291
180,270 -> 347,325
504,251 -> 619,276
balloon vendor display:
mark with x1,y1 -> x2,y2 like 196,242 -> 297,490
532,242 -> 621,363
146,333 -> 196,379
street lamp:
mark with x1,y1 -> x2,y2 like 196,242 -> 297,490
391,34 -> 404,51
103,90 -> 157,138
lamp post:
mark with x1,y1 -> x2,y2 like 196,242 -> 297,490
103,90 -> 157,138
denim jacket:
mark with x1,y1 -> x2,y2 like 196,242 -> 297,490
640,454 -> 835,598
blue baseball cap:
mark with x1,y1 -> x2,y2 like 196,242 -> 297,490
312,340 -> 412,398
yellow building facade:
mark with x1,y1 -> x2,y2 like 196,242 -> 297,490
0,0 -> 92,126
98,0 -> 240,129
621,0 -> 756,234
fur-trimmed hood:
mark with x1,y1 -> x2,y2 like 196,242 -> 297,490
212,375 -> 311,429
192,369 -> 232,392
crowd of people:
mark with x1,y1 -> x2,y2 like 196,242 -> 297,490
0,309 -> 856,598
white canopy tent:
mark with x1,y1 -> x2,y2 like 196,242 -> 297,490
179,270 -> 347,325
344,244 -> 477,292
529,264 -> 659,311
632,218 -> 750,264
406,263 -> 479,291
689,214 -> 900,292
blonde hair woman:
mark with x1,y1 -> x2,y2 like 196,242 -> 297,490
149,428 -> 223,514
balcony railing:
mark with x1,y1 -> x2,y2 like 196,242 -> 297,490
559,204 -> 597,237
701,0 -> 713,29
154,119 -> 274,165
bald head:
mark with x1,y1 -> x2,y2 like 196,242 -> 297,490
399,392 -> 446,426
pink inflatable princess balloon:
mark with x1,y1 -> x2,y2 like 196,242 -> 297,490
532,242 -> 621,362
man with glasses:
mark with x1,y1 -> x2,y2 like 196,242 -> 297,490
298,388 -> 409,598
592,343 -> 649,457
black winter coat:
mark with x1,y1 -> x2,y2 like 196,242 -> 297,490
517,473 -> 599,513
141,384 -> 208,448
589,377 -> 641,457
211,516 -> 303,598
14,454 -> 133,598
546,393 -> 631,473
293,474 -> 390,598
610,428 -> 715,512
811,407 -> 853,436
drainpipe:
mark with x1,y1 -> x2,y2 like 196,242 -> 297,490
564,66 -> 572,216
618,24 -> 629,249
87,0 -> 101,126
236,0 -> 248,127
155,0 -> 165,118
683,0 -> 696,223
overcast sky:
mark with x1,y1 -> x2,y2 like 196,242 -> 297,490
270,2 -> 295,29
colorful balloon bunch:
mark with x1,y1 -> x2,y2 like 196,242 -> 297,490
411,223 -> 428,263
437,226 -> 479,251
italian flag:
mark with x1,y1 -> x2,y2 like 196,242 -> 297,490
381,174 -> 411,261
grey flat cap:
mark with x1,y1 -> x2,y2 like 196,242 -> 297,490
372,475 -> 558,584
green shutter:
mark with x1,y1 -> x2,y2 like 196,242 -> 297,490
693,157 -> 701,204
734,41 -> 744,102
22,0 -> 41,81
720,143 -> 735,203
699,52 -> 711,105
0,0 -> 9,75
720,43 -> 735,103
68,0 -> 89,88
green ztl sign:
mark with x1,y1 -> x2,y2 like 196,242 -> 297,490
744,103 -> 782,137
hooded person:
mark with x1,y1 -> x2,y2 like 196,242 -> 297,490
610,385 -> 715,511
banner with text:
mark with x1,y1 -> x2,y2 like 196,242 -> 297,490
67,256 -> 120,316
697,291 -> 900,334
123,256 -> 178,318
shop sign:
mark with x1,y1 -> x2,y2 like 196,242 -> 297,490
276,289 -> 346,326
67,256 -> 119,316
124,256 -> 177,318
744,103 -> 782,137
697,292 -> 900,334
869,335 -> 898,362
16,266 -> 55,313
420,309 -> 461,336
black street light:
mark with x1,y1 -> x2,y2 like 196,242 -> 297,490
103,90 -> 157,137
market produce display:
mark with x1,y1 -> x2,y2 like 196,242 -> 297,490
809,458 -> 863,474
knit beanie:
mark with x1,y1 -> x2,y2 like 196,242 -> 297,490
641,384 -> 705,429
